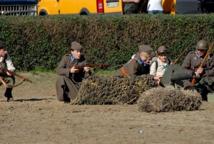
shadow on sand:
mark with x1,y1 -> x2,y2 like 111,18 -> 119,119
13,97 -> 55,102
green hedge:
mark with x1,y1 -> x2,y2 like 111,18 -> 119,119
0,14 -> 214,71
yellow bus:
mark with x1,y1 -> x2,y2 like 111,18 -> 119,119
38,0 -> 123,15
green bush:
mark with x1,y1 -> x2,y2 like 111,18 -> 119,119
0,14 -> 214,71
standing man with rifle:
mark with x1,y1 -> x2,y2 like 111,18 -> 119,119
56,41 -> 91,102
0,40 -> 16,102
182,40 -> 214,101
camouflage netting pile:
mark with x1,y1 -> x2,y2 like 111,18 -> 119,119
137,87 -> 202,112
71,75 -> 156,105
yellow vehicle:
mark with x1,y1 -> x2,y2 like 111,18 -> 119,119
38,0 -> 123,15
162,0 -> 176,15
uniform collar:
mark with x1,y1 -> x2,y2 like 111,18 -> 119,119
70,54 -> 75,62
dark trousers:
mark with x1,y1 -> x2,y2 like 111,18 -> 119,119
56,76 -> 80,102
195,77 -> 214,101
0,74 -> 15,101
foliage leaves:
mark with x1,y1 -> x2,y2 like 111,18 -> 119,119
0,14 -> 214,70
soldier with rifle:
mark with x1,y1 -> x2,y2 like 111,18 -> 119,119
56,41 -> 92,102
182,40 -> 214,101
161,40 -> 214,101
0,40 -> 15,102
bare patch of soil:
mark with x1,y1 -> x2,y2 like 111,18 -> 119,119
0,73 -> 214,144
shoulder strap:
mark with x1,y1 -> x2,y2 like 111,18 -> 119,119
151,57 -> 158,71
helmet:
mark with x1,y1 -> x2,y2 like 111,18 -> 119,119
196,40 -> 208,50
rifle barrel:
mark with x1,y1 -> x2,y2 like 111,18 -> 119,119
0,67 -> 32,83
75,64 -> 110,69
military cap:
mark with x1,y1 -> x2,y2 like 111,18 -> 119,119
196,40 -> 208,50
138,44 -> 154,56
0,40 -> 5,49
157,45 -> 167,54
70,41 -> 82,51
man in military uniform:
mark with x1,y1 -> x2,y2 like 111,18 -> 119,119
161,40 -> 214,101
56,41 -> 90,102
181,40 -> 214,101
0,40 -> 16,102
150,46 -> 170,85
118,44 -> 153,79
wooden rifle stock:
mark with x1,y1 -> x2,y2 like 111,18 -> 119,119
191,42 -> 214,85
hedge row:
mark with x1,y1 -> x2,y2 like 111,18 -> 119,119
0,14 -> 214,71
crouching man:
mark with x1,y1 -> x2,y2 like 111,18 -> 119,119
56,41 -> 90,102
118,44 -> 153,80
0,40 -> 16,102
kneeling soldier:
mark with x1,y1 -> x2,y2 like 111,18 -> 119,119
118,44 -> 153,79
56,41 -> 91,102
0,41 -> 16,102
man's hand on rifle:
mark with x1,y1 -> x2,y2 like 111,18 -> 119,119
83,66 -> 91,72
70,66 -> 79,73
195,67 -> 204,78
6,71 -> 12,77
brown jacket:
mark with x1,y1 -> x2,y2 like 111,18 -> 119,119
56,54 -> 89,101
181,51 -> 214,88
182,51 -> 214,77
119,53 -> 150,78
56,54 -> 87,83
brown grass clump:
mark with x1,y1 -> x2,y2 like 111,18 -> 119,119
137,87 -> 202,112
71,75 -> 156,105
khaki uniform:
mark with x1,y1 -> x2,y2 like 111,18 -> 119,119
0,54 -> 15,101
161,51 -> 214,101
118,53 -> 150,79
56,54 -> 88,102
182,51 -> 214,101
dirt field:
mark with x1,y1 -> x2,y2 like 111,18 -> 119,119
1,72 -> 214,144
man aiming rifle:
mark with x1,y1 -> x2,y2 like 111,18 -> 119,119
56,41 -> 110,102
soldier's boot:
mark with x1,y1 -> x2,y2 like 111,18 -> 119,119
4,88 -> 13,102
62,85 -> 70,103
195,84 -> 208,101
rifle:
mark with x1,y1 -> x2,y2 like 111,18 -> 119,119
74,64 -> 110,70
191,42 -> 214,85
0,76 -> 7,87
172,44 -> 192,65
0,67 -> 32,83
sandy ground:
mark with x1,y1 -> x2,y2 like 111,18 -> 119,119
0,72 -> 214,144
